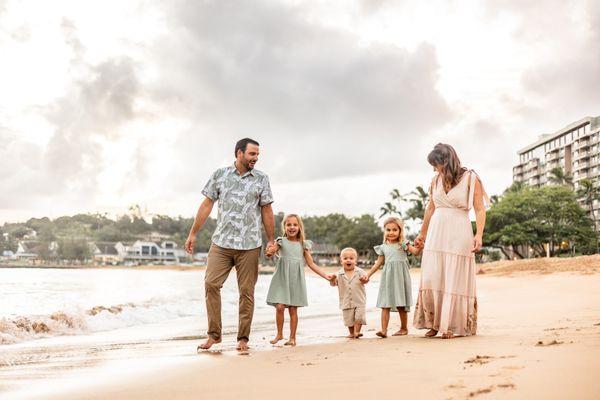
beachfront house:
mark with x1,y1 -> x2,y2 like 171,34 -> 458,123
91,242 -> 123,265
118,240 -> 189,264
311,243 -> 341,265
15,240 -> 58,260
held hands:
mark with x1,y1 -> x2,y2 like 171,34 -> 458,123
413,235 -> 425,250
265,241 -> 277,258
359,275 -> 369,284
329,275 -> 338,286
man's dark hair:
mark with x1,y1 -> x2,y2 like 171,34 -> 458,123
235,138 -> 260,157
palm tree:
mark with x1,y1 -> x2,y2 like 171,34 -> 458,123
576,178 -> 600,234
548,167 -> 573,186
379,189 -> 404,218
404,186 -> 429,221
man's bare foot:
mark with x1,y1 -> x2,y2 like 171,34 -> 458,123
441,331 -> 455,339
284,339 -> 296,346
198,336 -> 221,350
376,331 -> 388,338
425,329 -> 438,337
392,328 -> 408,336
270,335 -> 284,345
236,339 -> 249,351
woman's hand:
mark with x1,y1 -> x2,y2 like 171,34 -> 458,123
471,234 -> 483,253
414,234 -> 426,249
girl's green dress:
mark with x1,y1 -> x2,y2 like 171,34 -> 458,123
374,242 -> 413,311
266,237 -> 312,307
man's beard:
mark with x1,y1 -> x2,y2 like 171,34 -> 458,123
244,159 -> 255,170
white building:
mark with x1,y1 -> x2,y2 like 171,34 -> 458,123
513,116 -> 600,227
119,240 -> 189,263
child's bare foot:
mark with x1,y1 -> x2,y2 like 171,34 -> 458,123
197,336 -> 221,350
236,339 -> 249,351
270,335 -> 284,344
425,329 -> 438,337
392,328 -> 408,336
284,339 -> 296,346
346,334 -> 355,338
441,331 -> 455,339
376,331 -> 388,338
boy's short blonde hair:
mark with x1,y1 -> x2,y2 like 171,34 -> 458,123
340,247 -> 358,257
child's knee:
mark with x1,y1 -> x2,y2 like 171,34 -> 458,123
275,304 -> 286,312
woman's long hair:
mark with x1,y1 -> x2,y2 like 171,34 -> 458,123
281,214 -> 306,246
382,217 -> 405,248
427,143 -> 467,191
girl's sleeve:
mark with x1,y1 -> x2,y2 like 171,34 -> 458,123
275,237 -> 284,246
373,245 -> 383,256
303,240 -> 313,251
401,240 -> 410,252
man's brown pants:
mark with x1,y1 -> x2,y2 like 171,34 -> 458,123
205,244 -> 260,342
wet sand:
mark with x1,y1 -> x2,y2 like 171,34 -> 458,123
34,263 -> 600,400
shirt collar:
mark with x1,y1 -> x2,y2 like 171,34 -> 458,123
230,163 -> 254,178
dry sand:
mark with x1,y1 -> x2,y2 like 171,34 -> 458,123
44,257 -> 600,400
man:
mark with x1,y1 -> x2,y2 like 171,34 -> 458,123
185,138 -> 275,352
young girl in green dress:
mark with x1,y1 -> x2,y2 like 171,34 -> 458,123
362,217 -> 421,338
265,214 -> 333,346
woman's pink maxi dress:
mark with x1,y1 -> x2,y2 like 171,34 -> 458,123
413,170 -> 485,336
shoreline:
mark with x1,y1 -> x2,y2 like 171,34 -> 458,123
3,266 -> 598,400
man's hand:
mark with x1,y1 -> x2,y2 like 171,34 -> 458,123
264,241 -> 277,258
185,235 -> 196,255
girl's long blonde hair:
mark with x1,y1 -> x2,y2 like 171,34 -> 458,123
382,217 -> 405,247
281,214 -> 306,246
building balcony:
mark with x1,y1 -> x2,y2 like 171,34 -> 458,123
574,140 -> 591,150
575,161 -> 590,170
575,150 -> 591,160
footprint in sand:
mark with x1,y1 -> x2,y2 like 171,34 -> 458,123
467,383 -> 516,398
536,340 -> 563,346
464,355 -> 494,365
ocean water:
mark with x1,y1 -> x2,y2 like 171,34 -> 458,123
0,267 -> 388,397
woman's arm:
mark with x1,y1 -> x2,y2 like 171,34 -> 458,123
304,250 -> 332,280
472,178 -> 486,252
415,189 -> 435,247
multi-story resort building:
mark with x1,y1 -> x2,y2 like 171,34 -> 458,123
512,115 -> 600,227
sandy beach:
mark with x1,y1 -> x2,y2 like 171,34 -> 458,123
24,256 -> 597,400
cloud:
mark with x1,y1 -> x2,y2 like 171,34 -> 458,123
150,0 -> 451,189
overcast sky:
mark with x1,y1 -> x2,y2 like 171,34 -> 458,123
1,0 -> 599,224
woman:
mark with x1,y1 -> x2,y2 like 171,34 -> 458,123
413,143 -> 488,339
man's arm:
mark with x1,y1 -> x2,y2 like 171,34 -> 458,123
185,197 -> 215,254
261,203 -> 275,248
